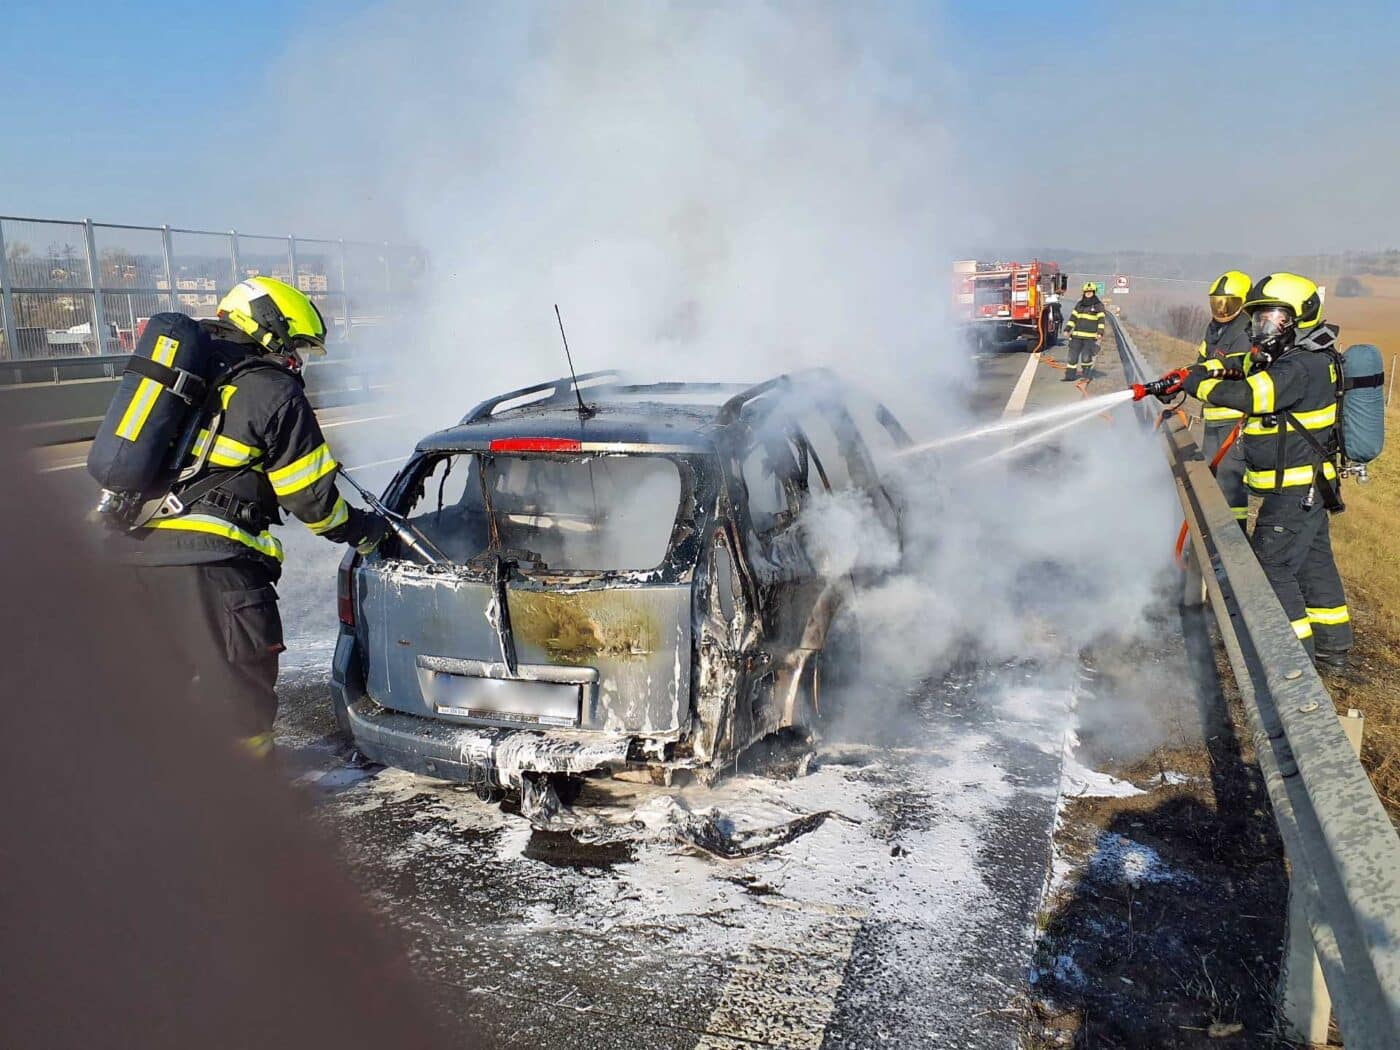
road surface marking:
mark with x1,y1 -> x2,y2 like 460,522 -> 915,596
1002,350 -> 1042,419
344,457 -> 401,473
694,906 -> 864,1049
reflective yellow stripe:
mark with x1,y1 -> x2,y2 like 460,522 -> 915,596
1195,377 -> 1223,401
191,428 -> 261,468
1248,371 -> 1275,414
1306,605 -> 1350,626
219,384 -> 238,409
113,336 -> 182,442
1245,461 -> 1338,490
1242,403 -> 1337,436
1231,507 -> 1250,520
1202,358 -> 1225,374
152,335 -> 179,366
306,495 -> 350,536
267,442 -> 338,496
1204,404 -> 1245,421
240,732 -> 275,758
1291,618 -> 1313,640
145,513 -> 284,561
114,377 -> 162,440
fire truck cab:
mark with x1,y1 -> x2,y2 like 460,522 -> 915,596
953,260 -> 1069,353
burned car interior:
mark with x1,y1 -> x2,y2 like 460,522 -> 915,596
331,369 -> 911,806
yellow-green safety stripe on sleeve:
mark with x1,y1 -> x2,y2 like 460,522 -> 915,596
1291,617 -> 1313,640
1245,461 -> 1338,490
1195,376 -> 1223,401
268,442 -> 338,496
144,513 -> 284,561
190,428 -> 262,468
306,495 -> 350,536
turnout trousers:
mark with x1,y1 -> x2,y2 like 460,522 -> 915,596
131,560 -> 285,744
1202,422 -> 1248,526
1066,336 -> 1098,377
1250,492 -> 1353,656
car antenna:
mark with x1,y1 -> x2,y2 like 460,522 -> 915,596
554,304 -> 595,420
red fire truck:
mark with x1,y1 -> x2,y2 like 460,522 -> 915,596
953,259 -> 1069,352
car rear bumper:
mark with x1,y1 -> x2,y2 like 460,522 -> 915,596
332,631 -> 633,788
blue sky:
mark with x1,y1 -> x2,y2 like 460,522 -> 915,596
2,1 -> 1397,252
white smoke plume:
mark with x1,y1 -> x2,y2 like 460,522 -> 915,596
269,1 -> 1181,750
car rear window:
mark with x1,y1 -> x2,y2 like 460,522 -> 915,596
401,453 -> 683,573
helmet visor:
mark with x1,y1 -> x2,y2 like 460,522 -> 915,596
1210,294 -> 1244,322
1249,306 -> 1294,344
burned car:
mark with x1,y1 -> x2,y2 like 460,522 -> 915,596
331,369 -> 910,801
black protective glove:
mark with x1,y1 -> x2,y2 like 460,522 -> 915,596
346,506 -> 391,555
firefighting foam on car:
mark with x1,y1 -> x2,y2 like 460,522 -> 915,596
331,368 -> 912,821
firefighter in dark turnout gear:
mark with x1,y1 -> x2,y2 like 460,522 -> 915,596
1197,270 -> 1253,525
110,277 -> 387,753
1064,283 -> 1106,381
1181,273 -> 1352,667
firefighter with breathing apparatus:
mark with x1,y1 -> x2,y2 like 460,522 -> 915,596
1063,282 -> 1106,382
1197,270 -> 1254,527
87,277 -> 388,754
1139,274 -> 1356,667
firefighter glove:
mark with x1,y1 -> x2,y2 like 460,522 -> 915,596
349,507 -> 391,555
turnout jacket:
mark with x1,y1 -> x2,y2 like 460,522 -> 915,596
1196,313 -> 1254,424
1182,323 -> 1341,494
111,321 -> 365,572
1065,295 -> 1106,341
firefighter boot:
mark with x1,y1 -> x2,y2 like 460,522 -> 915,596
1061,365 -> 1078,382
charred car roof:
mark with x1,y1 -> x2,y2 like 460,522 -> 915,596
414,370 -> 878,455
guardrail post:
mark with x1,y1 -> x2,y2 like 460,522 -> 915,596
1181,544 -> 1206,608
161,226 -> 177,310
1281,709 -> 1364,1043
338,239 -> 352,347
0,218 -> 19,361
229,230 -> 242,286
83,219 -> 111,356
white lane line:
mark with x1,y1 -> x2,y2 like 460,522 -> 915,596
694,906 -> 864,1050
39,460 -> 88,474
321,413 -> 400,430
1002,350 -> 1042,419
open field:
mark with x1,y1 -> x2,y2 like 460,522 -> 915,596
1124,291 -> 1400,819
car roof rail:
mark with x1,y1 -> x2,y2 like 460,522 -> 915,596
714,367 -> 840,425
460,369 -> 625,424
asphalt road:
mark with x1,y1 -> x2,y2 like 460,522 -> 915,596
33,330 -> 1184,1048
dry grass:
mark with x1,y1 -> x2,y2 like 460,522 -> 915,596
1123,313 -> 1400,822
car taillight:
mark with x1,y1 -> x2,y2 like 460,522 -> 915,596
489,437 -> 582,452
337,549 -> 358,627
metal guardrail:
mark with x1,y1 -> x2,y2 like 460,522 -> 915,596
1112,315 -> 1400,1047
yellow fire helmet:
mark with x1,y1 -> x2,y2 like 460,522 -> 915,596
1208,269 -> 1251,323
1244,272 -> 1323,330
1082,281 -> 1097,294
217,276 -> 329,356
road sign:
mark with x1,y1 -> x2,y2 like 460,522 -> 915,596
1093,281 -> 1106,297
1112,274 -> 1130,295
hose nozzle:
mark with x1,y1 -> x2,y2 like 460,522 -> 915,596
1131,368 -> 1191,402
